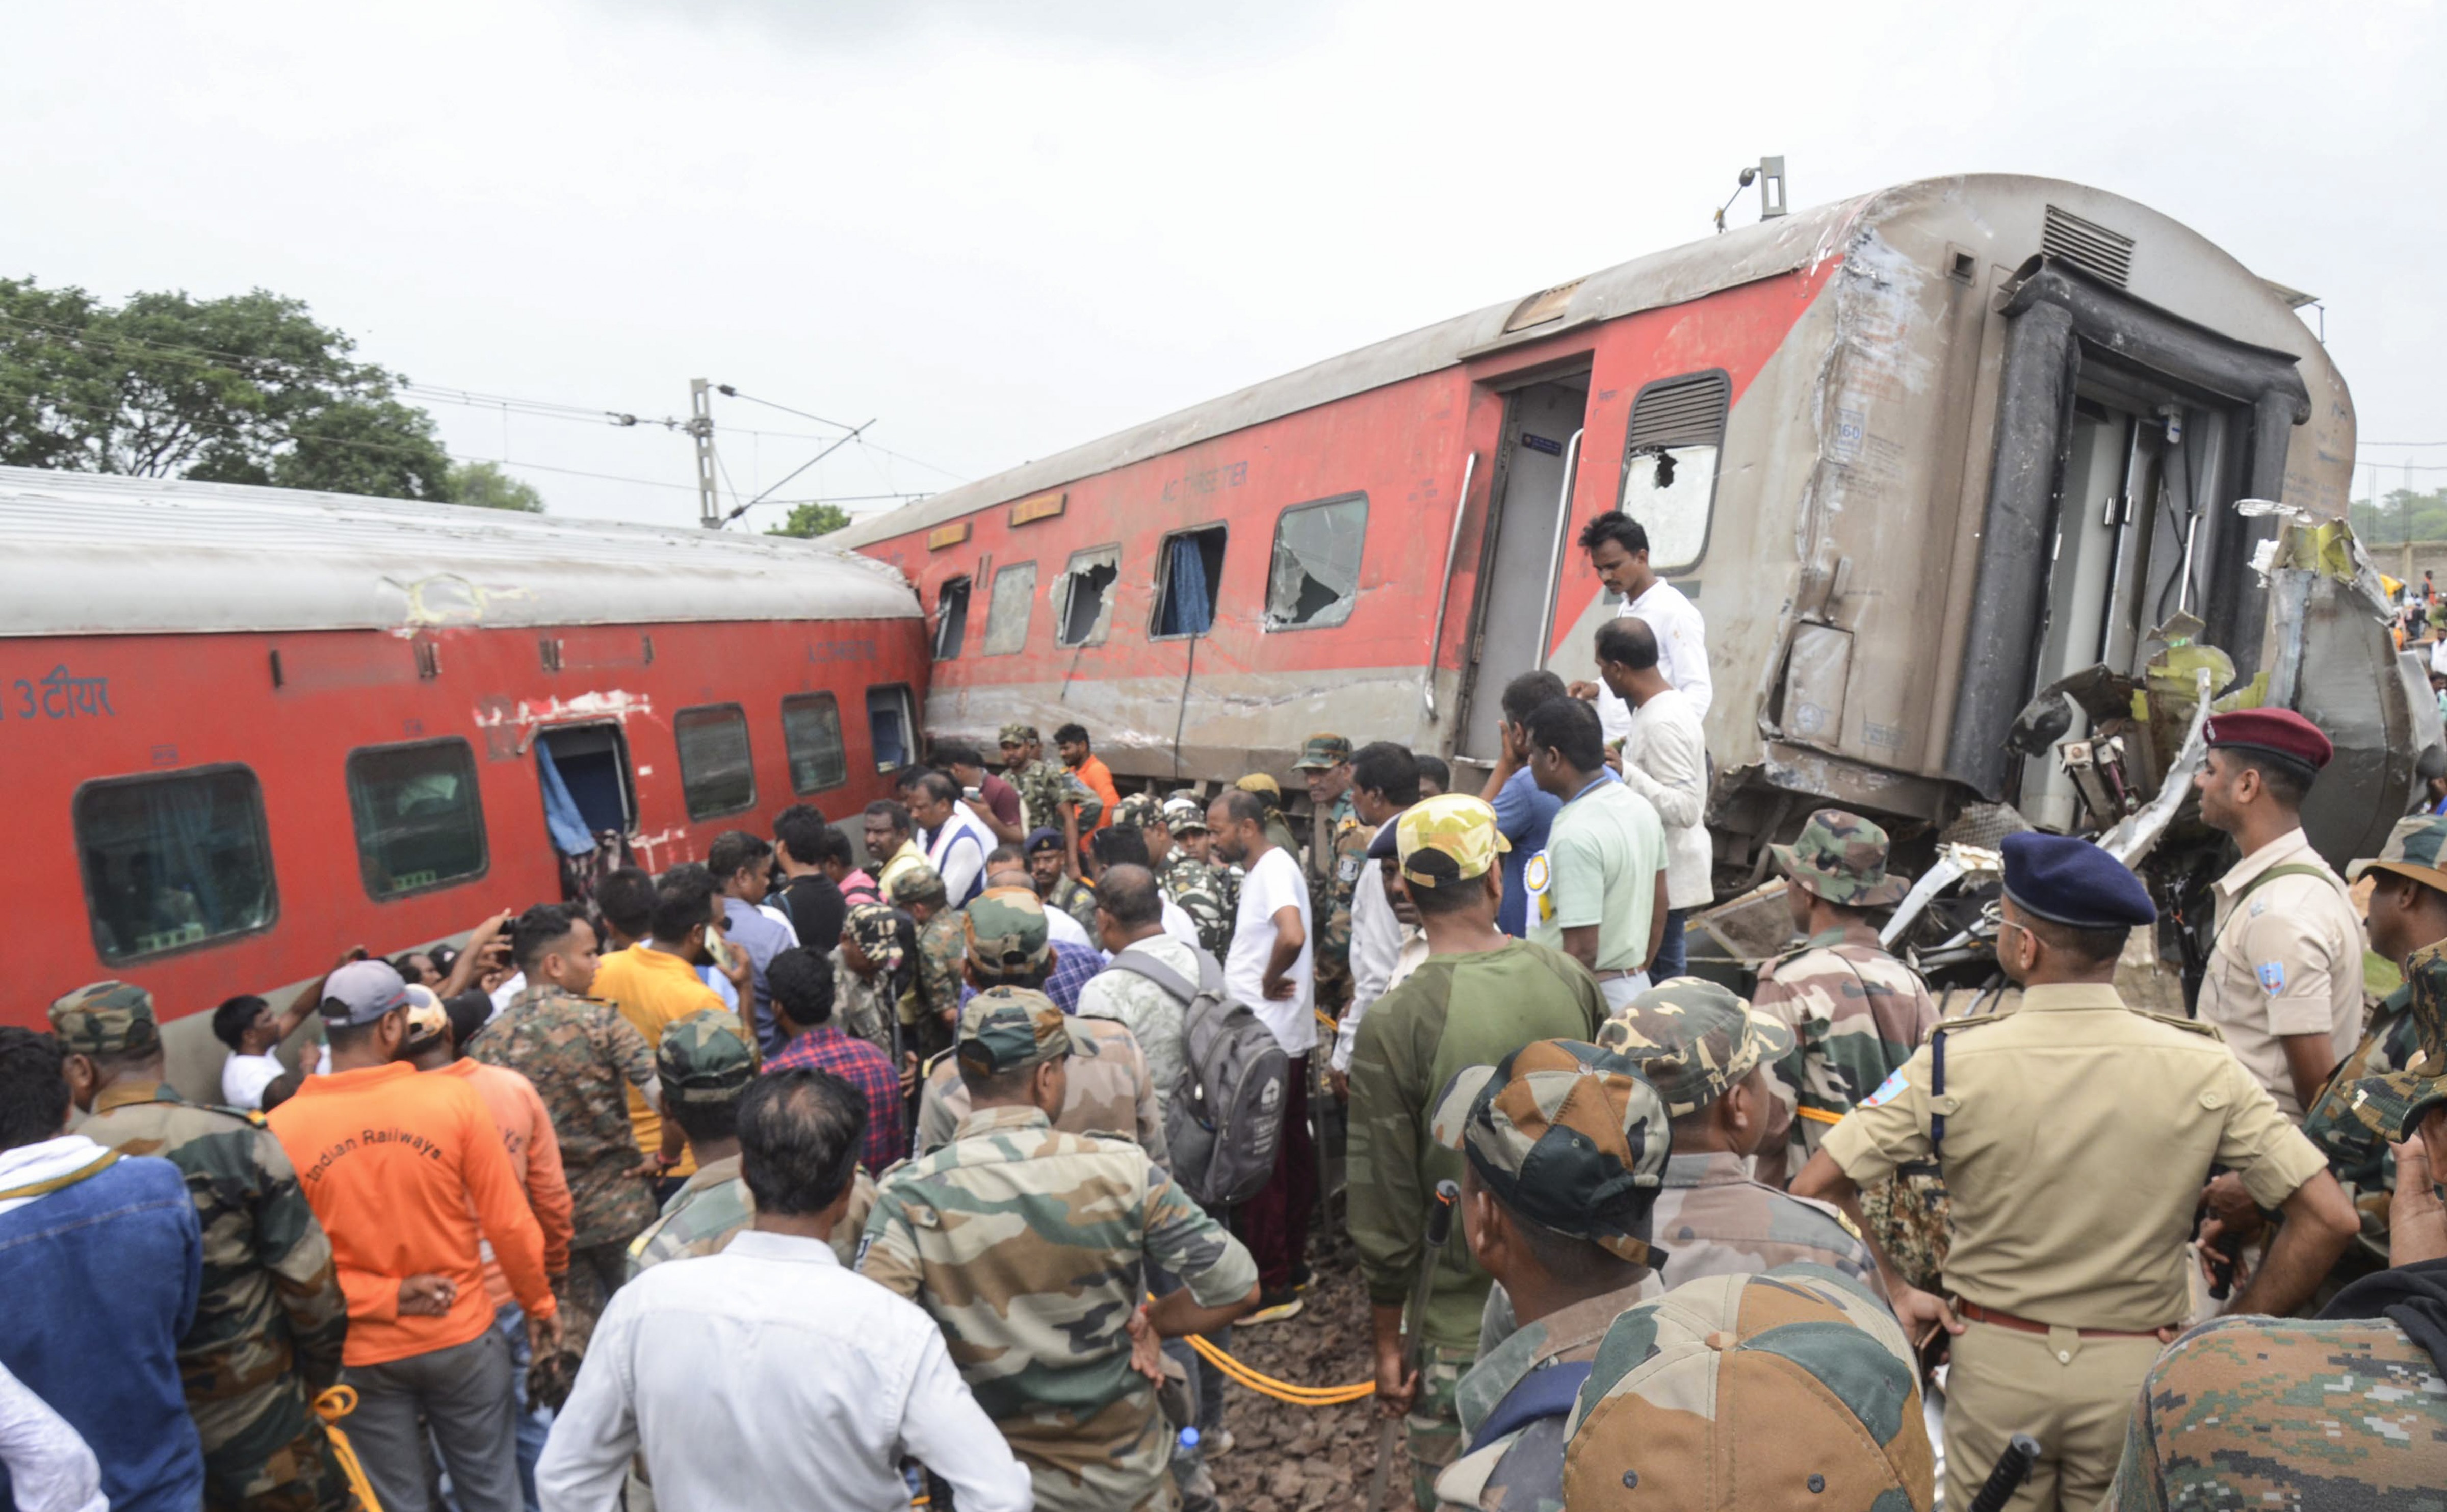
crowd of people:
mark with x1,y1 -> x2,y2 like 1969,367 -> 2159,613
3,509 -> 2444,1511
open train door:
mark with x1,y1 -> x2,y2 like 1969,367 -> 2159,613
1451,371 -> 1591,763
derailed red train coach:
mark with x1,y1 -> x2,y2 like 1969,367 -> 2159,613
836,174 -> 2396,870
0,468 -> 926,1083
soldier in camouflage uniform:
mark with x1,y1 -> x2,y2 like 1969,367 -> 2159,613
1003,721 -> 1106,836
1593,979 -> 1887,1304
860,988 -> 1261,1512
463,908 -> 662,1327
54,982 -> 356,1512
914,887 -> 1168,1158
1234,773 -> 1306,862
891,863 -> 965,1066
1562,1266 -> 1935,1512
1426,1039 -> 1671,1512
2297,816 -> 2447,1273
2108,950 -> 2447,1508
627,1014 -> 879,1274
1027,825 -> 1104,936
833,901 -> 907,1056
1155,793 -> 1235,957
1294,733 -> 1366,1012
1752,809 -> 1948,1288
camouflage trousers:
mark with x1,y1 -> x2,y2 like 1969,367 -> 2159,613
1407,1344 -> 1475,1510
1860,1168 -> 1951,1295
198,1378 -> 357,1512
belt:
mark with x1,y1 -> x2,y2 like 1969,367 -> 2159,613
1955,1300 -> 2170,1339
1594,968 -> 1648,981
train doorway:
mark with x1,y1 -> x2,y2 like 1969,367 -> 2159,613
536,722 -> 637,899
1454,374 -> 1591,762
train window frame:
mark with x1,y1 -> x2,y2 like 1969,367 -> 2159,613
982,561 -> 1037,656
674,703 -> 758,821
933,576 -> 972,661
73,763 -> 279,964
1615,369 -> 1731,579
1052,543 -> 1123,648
782,692 -> 850,794
1150,523 -> 1228,640
866,684 -> 919,773
1263,492 -> 1369,632
344,737 -> 490,903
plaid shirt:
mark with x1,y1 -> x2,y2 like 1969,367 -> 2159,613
764,1024 -> 907,1171
956,941 -> 1105,1015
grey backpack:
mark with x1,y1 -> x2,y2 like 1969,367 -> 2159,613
1105,946 -> 1288,1208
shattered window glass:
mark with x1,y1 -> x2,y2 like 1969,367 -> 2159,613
983,562 -> 1036,656
1055,546 -> 1122,647
933,577 -> 970,660
1265,494 -> 1368,630
1621,445 -> 1719,574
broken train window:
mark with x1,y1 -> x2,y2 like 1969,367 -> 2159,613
1265,493 -> 1367,630
1054,545 -> 1122,648
1617,370 -> 1729,577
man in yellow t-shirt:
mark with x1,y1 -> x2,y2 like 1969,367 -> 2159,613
592,866 -> 732,1183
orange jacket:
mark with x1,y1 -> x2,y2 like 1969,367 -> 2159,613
440,1058 -> 574,1310
270,1062 -> 554,1365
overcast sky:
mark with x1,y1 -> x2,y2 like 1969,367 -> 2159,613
8,0 -> 2442,528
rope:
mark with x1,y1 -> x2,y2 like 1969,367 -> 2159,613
314,1387 -> 385,1512
1795,1106 -> 1846,1126
1182,1331 -> 1376,1405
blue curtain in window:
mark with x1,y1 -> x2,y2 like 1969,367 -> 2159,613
535,743 -> 597,856
1160,535 -> 1213,636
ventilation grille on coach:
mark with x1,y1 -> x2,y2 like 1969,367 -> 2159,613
2042,204 -> 2136,288
1626,371 -> 1732,449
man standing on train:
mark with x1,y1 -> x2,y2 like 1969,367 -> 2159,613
1571,511 -> 1711,745
1054,723 -> 1122,836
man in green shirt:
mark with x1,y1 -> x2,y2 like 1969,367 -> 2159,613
1348,793 -> 1609,1509
1525,695 -> 1669,1008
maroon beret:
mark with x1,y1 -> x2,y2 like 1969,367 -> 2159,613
2203,708 -> 2333,772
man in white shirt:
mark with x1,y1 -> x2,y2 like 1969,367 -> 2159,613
1206,787 -> 1316,1321
1572,509 -> 1711,743
909,771 -> 994,908
536,1066 -> 1028,1512
1595,617 -> 1712,981
1331,743 -> 1421,1087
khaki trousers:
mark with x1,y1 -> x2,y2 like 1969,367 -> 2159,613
1944,1319 -> 2163,1512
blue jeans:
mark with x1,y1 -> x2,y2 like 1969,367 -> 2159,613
1652,908 -> 1689,982
494,1304 -> 550,1512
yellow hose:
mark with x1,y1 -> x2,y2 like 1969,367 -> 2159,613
1184,1331 -> 1376,1405
313,1387 -> 385,1512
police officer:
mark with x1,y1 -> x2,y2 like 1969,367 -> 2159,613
1153,794 -> 1234,958
1792,832 -> 2359,1512
54,981 -> 356,1512
2192,708 -> 2362,1121
860,987 -> 1261,1512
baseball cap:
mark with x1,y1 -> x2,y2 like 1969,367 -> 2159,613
1769,809 -> 1909,909
1293,733 -> 1352,770
956,986 -> 1081,1075
657,1012 -> 757,1106
966,886 -> 1053,973
999,722 -> 1039,746
2347,814 -> 2447,892
1562,1266 -> 1933,1511
1235,773 -> 1282,797
1596,978 -> 1796,1118
889,863 -> 949,908
1395,793 -> 1511,889
1113,792 -> 1162,829
48,980 -> 161,1057
2344,939 -> 2447,1143
320,960 -> 411,1027
399,985 -> 450,1049
1161,794 -> 1208,832
844,902 -> 906,975
1430,1039 -> 1670,1268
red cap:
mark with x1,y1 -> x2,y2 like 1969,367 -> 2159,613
2203,708 -> 2333,772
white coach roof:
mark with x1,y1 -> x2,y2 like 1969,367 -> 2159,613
0,467 -> 921,637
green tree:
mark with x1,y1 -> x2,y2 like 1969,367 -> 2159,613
2350,488 -> 2447,546
0,276 -> 452,500
766,500 -> 853,538
447,459 -> 545,512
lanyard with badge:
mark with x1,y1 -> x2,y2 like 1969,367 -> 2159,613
1528,775 -> 1613,926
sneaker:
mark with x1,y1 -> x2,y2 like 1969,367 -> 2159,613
1243,1289 -> 1305,1325
1204,1429 -> 1237,1459
1290,1264 -> 1315,1292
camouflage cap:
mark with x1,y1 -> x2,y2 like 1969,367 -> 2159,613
998,722 -> 1040,747
1395,793 -> 1512,889
889,862 -> 949,909
47,980 -> 161,1057
2345,939 -> 2447,1142
2347,813 -> 2447,893
657,1012 -> 757,1106
399,985 -> 450,1049
1597,978 -> 1797,1118
1292,733 -> 1352,770
965,885 -> 1052,973
1235,772 -> 1282,797
1162,793 -> 1209,831
1769,809 -> 1910,909
956,985 -> 1081,1075
1429,1040 -> 1670,1268
1563,1265 -> 1933,1511
844,902 -> 906,974
1113,792 -> 1163,830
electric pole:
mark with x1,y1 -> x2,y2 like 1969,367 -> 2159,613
689,378 -> 718,528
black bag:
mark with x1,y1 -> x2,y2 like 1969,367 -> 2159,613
1104,947 -> 1289,1208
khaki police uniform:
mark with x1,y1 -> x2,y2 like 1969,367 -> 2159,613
1819,983 -> 2328,1512
2198,830 -> 2363,1120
